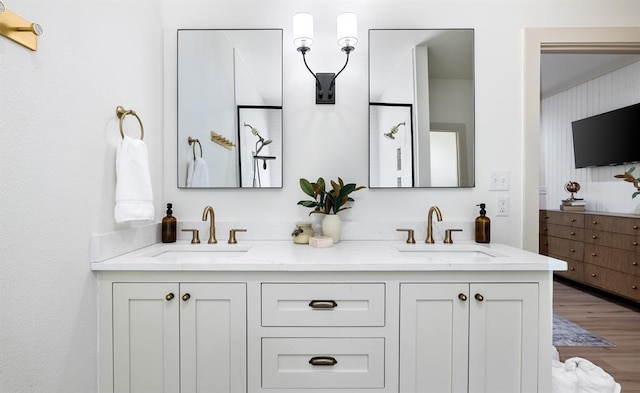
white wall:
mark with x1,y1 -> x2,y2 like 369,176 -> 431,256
0,1 -> 163,392
541,61 -> 640,214
1,0 -> 639,391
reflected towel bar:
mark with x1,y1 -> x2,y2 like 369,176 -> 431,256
188,137 -> 203,160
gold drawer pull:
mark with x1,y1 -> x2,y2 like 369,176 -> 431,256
570,267 -> 576,271
570,232 -> 576,236
633,241 -> 638,246
309,356 -> 338,366
633,262 -> 638,266
182,293 -> 191,301
475,293 -> 484,302
570,248 -> 575,253
591,273 -> 597,278
571,218 -> 576,222
592,235 -> 598,239
634,225 -> 638,230
309,300 -> 338,309
458,293 -> 468,301
166,293 -> 175,301
592,220 -> 598,225
632,286 -> 638,290
591,253 -> 597,257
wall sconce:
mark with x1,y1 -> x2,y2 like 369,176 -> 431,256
0,0 -> 44,51
293,12 -> 358,104
384,122 -> 406,140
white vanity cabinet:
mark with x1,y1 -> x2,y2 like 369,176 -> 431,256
107,281 -> 246,393
94,240 -> 563,393
400,283 -> 539,393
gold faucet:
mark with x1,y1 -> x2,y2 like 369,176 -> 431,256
425,206 -> 443,243
201,205 -> 217,244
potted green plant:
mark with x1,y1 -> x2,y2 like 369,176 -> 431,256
297,177 -> 365,243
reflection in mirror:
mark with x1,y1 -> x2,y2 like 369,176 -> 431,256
178,29 -> 283,188
369,29 -> 474,188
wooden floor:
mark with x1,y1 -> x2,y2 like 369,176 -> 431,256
553,278 -> 640,393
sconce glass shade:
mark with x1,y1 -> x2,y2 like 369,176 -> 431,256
337,12 -> 358,49
0,1 -> 5,14
293,12 -> 314,49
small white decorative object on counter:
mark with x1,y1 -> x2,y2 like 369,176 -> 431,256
309,236 -> 333,248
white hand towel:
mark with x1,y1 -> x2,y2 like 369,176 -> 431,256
114,136 -> 154,223
564,357 -> 616,393
552,358 -> 579,393
186,157 -> 210,187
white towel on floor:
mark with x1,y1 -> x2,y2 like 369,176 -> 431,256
552,358 -> 579,393
186,157 -> 210,187
564,357 -> 617,393
114,136 -> 154,223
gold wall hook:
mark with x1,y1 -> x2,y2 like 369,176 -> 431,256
0,1 -> 43,51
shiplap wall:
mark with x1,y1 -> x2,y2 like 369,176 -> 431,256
540,60 -> 640,215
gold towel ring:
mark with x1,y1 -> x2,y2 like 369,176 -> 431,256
188,137 -> 203,160
116,106 -> 144,140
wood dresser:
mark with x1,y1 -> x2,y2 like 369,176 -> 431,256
539,209 -> 640,303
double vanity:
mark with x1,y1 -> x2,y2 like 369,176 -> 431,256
92,238 -> 565,393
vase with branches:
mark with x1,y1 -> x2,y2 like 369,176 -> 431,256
614,167 -> 640,199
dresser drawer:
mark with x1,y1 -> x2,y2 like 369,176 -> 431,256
584,264 -> 640,301
551,255 -> 585,282
540,210 -> 584,227
261,283 -> 385,327
586,214 -> 640,236
540,223 -> 584,241
261,338 -> 385,389
584,245 -> 640,276
584,230 -> 639,252
545,237 -> 584,261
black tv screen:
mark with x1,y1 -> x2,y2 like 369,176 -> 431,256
572,102 -> 640,168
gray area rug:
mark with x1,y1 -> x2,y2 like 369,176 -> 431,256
553,314 -> 614,347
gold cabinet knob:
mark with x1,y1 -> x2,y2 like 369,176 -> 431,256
570,248 -> 575,253
632,262 -> 638,266
570,232 -> 575,236
592,253 -> 597,257
592,235 -> 598,239
571,218 -> 576,222
544,241 -> 548,245
633,241 -> 638,246
570,267 -> 576,271
633,225 -> 638,230
166,293 -> 175,301
632,286 -> 638,290
591,273 -> 597,278
475,293 -> 484,302
458,293 -> 468,301
182,293 -> 191,301
592,220 -> 598,225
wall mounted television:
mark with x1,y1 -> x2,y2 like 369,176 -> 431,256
572,102 -> 640,168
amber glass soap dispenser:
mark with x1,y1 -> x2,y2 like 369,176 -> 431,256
162,203 -> 177,243
475,203 -> 490,243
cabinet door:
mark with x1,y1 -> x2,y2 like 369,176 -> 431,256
180,283 -> 247,393
400,283 -> 469,393
468,283 -> 538,393
113,283 -> 180,393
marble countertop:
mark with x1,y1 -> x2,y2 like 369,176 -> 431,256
91,240 -> 567,272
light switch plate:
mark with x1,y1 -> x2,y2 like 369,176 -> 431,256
490,170 -> 510,191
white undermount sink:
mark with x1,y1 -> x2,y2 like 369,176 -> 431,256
142,244 -> 251,260
396,245 -> 502,258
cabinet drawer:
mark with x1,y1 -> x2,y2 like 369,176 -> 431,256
540,223 -> 584,241
261,338 -> 385,389
261,283 -> 385,327
586,215 -> 640,236
584,264 -> 640,301
584,230 -> 639,252
551,255 -> 585,282
584,245 -> 640,275
545,237 -> 584,261
540,210 -> 584,227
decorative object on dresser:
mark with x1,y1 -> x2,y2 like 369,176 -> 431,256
540,209 -> 640,303
561,181 -> 585,211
